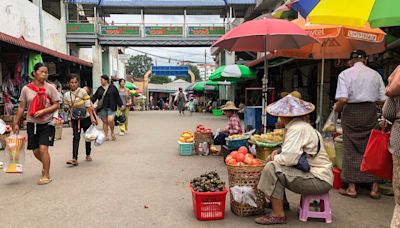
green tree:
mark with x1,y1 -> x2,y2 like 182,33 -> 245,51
176,64 -> 201,82
149,76 -> 172,84
127,55 -> 153,78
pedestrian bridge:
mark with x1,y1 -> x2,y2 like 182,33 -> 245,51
66,23 -> 227,47
66,0 -> 255,47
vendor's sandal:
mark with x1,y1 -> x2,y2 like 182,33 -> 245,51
66,159 -> 79,166
255,215 -> 287,225
370,191 -> 381,200
37,178 -> 52,185
85,156 -> 93,162
338,188 -> 357,198
111,135 -> 116,141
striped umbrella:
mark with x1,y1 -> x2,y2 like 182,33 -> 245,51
209,65 -> 256,82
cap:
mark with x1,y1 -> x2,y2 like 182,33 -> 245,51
350,50 -> 367,60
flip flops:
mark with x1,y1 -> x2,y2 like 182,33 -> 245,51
66,159 -> 79,166
370,191 -> 381,200
339,188 -> 358,198
37,178 -> 52,185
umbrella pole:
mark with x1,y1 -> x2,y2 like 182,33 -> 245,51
318,57 -> 325,131
262,37 -> 268,134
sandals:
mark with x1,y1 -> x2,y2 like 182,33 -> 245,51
111,135 -> 116,141
339,188 -> 357,198
370,191 -> 381,200
66,159 -> 79,166
86,156 -> 93,162
255,215 -> 287,225
37,178 -> 52,185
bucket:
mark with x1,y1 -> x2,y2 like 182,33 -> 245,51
333,168 -> 342,190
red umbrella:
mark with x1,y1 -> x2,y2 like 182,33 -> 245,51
212,18 -> 318,132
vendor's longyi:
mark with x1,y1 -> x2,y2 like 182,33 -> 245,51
266,95 -> 315,117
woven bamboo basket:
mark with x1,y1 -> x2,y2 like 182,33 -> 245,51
256,146 -> 278,161
227,160 -> 267,216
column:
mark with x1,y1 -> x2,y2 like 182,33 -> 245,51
92,45 -> 103,91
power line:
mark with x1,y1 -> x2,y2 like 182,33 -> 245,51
127,47 -> 215,64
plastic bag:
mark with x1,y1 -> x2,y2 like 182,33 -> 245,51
322,111 -> 338,133
84,125 -> 99,142
361,129 -> 392,180
95,130 -> 106,146
323,137 -> 336,167
3,134 -> 26,173
230,186 -> 257,207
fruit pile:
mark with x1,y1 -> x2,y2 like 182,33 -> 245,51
179,131 -> 194,143
250,129 -> 285,143
225,146 -> 263,166
196,124 -> 211,133
191,171 -> 225,192
227,134 -> 248,140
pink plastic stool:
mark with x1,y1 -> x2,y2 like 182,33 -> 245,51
298,193 -> 332,223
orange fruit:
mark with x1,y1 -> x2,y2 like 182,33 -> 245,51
236,153 -> 245,162
230,151 -> 238,159
238,146 -> 248,155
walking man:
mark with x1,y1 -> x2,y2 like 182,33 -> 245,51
334,50 -> 386,199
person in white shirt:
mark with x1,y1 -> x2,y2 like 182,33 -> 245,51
256,95 -> 333,225
334,50 -> 386,199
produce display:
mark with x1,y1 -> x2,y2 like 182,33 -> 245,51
225,146 -> 263,166
191,171 -> 225,192
250,129 -> 285,143
227,134 -> 248,140
179,131 -> 194,143
196,124 -> 212,133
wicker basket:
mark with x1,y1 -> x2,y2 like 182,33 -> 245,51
256,146 -> 278,161
194,132 -> 213,142
227,161 -> 267,216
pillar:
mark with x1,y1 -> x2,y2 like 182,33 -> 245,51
92,45 -> 103,91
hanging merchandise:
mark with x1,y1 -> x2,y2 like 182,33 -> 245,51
47,62 -> 56,75
28,53 -> 43,80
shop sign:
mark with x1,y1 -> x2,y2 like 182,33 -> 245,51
345,29 -> 378,42
100,25 -> 140,36
188,26 -> 225,36
66,23 -> 95,33
145,26 -> 183,36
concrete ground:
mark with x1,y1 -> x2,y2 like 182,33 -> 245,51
0,111 -> 394,228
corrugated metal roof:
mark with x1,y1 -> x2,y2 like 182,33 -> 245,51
67,0 -> 255,6
0,32 -> 92,67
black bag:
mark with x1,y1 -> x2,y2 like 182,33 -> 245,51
69,90 -> 87,120
115,113 -> 126,126
295,131 -> 321,172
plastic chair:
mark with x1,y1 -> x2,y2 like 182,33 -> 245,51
298,193 -> 332,223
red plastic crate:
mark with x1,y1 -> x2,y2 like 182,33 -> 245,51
190,186 -> 228,220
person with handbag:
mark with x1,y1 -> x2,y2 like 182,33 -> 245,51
117,79 -> 132,136
255,95 -> 333,225
382,82 -> 400,227
13,62 -> 60,185
91,75 -> 124,141
64,74 -> 98,166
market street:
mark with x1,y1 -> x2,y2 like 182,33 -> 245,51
0,111 -> 393,228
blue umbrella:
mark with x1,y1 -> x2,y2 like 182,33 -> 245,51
291,0 -> 320,18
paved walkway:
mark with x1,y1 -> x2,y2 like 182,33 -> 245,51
0,111 -> 394,227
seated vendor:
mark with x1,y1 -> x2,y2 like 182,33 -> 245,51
214,101 -> 243,146
255,95 -> 333,225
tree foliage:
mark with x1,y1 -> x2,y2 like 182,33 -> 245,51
176,64 -> 201,82
127,55 -> 153,78
149,76 -> 172,84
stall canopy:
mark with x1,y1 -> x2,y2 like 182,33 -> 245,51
0,32 -> 92,67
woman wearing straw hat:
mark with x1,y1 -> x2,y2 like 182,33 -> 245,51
213,101 -> 243,146
255,95 -> 333,225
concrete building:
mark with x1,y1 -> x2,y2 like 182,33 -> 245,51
195,63 -> 217,81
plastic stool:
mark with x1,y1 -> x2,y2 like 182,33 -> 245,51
298,193 -> 332,223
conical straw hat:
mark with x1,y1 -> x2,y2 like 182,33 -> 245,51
267,95 -> 315,117
221,101 -> 239,111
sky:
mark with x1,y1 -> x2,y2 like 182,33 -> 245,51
108,14 -> 225,65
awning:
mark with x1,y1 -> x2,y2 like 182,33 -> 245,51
245,52 -> 279,67
0,32 -> 92,67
